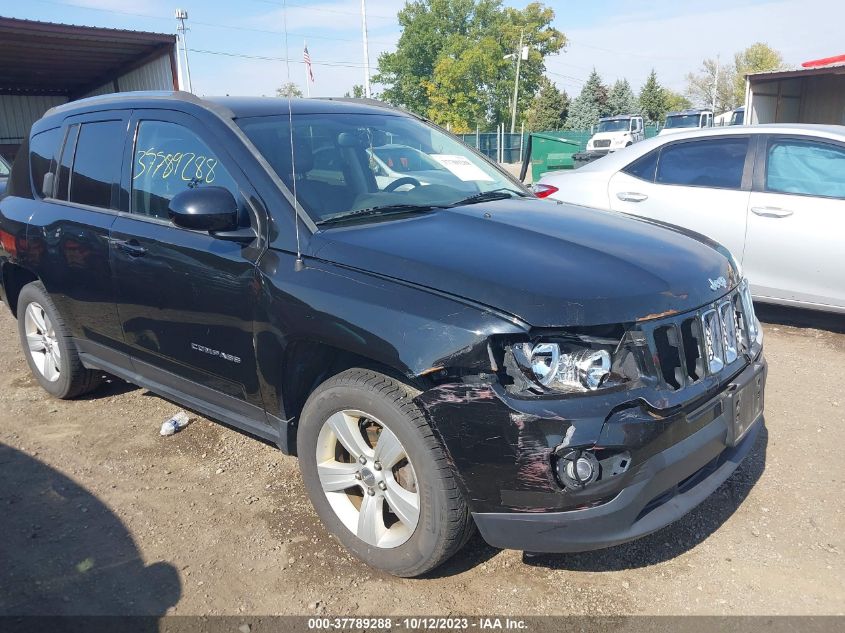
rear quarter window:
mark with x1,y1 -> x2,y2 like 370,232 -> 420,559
29,127 -> 63,198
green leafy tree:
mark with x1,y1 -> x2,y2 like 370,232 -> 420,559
343,85 -> 367,98
638,69 -> 669,124
276,82 -> 303,98
664,89 -> 692,113
686,58 -> 736,112
733,42 -> 783,105
565,69 -> 608,130
525,76 -> 569,131
375,0 -> 565,131
606,79 -> 638,116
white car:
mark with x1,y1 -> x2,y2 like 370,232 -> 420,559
536,124 -> 845,314
586,114 -> 644,153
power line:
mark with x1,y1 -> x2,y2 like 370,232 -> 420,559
189,47 -> 372,70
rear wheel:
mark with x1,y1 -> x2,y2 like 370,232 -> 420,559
297,368 -> 473,577
17,282 -> 102,399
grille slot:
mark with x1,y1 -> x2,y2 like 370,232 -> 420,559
641,286 -> 752,388
653,325 -> 683,389
680,317 -> 706,382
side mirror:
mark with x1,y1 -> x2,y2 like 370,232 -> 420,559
168,186 -> 238,232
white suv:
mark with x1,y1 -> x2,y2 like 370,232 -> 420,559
586,115 -> 644,153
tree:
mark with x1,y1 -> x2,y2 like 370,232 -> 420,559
276,82 -> 303,98
686,58 -> 736,112
375,0 -> 565,131
733,43 -> 783,105
638,69 -> 669,124
525,77 -> 568,131
606,79 -> 638,116
664,89 -> 692,113
343,85 -> 367,98
565,69 -> 608,130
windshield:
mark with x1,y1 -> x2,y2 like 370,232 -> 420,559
730,110 -> 745,125
237,112 -> 523,224
0,156 -> 9,177
597,119 -> 630,133
664,114 -> 702,129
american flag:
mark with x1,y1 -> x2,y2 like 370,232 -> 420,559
303,44 -> 315,83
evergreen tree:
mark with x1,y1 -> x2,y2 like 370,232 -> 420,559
525,77 -> 569,131
606,79 -> 638,116
638,69 -> 669,124
565,69 -> 608,130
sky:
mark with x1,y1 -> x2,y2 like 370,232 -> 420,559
3,0 -> 845,104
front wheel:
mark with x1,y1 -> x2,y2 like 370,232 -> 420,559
17,281 -> 102,399
297,368 -> 473,577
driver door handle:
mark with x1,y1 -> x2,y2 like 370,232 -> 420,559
111,238 -> 148,257
751,206 -> 793,218
616,191 -> 648,203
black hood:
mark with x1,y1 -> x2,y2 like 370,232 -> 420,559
310,200 -> 740,327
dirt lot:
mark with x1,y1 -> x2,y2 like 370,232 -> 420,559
0,304 -> 843,616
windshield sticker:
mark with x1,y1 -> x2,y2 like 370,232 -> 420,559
430,154 -> 495,182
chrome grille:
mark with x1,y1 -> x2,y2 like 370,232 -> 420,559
593,139 -> 611,148
640,283 -> 756,390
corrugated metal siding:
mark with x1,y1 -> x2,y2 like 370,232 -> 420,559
81,52 -> 173,98
117,54 -> 173,92
0,94 -> 67,142
80,82 -> 115,99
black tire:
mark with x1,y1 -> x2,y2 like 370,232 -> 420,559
16,281 -> 102,399
297,368 -> 473,577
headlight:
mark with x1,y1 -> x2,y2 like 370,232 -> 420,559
515,342 -> 612,392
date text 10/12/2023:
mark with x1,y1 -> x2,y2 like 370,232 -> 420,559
307,618 -> 529,630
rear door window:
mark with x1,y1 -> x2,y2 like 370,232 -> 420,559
29,127 -> 62,197
765,138 -> 845,199
68,120 -> 124,209
656,137 -> 749,189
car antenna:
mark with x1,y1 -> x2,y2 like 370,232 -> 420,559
282,0 -> 304,272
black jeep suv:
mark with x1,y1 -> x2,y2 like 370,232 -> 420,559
0,92 -> 765,577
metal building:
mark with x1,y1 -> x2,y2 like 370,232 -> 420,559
0,17 -> 178,161
744,54 -> 845,125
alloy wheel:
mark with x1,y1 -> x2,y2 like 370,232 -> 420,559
24,302 -> 61,383
315,409 -> 419,548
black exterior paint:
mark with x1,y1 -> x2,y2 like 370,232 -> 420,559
0,92 -> 766,552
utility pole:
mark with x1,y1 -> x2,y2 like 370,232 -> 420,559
510,27 -> 525,134
361,0 -> 371,98
175,9 -> 193,93
712,54 -> 720,112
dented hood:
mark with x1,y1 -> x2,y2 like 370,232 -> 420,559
310,199 -> 740,327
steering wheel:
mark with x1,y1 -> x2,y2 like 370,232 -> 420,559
384,176 -> 422,192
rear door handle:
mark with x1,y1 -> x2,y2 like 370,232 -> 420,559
111,238 -> 147,257
616,191 -> 648,202
751,206 -> 793,218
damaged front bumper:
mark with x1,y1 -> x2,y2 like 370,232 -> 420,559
415,350 -> 766,553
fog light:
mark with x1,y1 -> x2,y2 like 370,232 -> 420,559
556,450 -> 600,490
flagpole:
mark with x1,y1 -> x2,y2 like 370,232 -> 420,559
304,40 -> 311,97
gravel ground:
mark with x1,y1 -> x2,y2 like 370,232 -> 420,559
0,303 -> 842,616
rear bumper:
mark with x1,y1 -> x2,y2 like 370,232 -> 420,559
471,358 -> 766,553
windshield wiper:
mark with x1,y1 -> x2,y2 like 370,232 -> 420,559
450,188 -> 528,207
316,204 -> 442,226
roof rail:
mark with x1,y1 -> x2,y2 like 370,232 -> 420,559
43,90 -> 222,118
